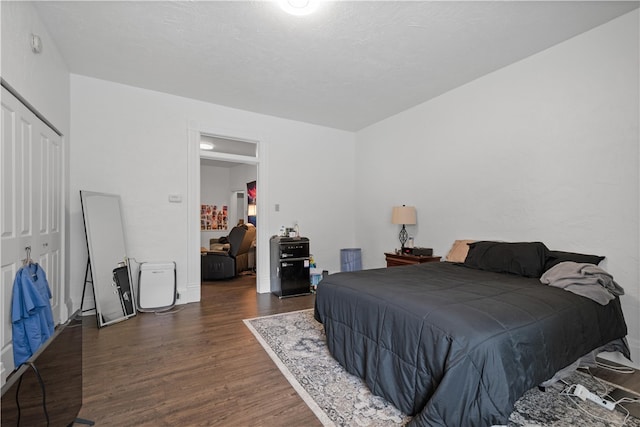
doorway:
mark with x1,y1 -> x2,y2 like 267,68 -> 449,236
200,158 -> 256,242
186,124 -> 270,303
200,158 -> 257,286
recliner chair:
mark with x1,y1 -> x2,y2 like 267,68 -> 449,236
201,224 -> 256,280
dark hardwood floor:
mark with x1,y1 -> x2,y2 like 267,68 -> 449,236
591,361 -> 640,394
78,275 -> 321,426
79,275 -> 640,426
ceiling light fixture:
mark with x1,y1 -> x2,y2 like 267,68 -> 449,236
200,142 -> 214,150
278,0 -> 320,16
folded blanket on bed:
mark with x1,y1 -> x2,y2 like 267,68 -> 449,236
540,261 -> 624,305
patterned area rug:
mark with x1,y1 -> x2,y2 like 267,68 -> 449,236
244,309 -> 640,427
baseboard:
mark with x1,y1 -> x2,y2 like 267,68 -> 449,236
183,282 -> 201,303
256,273 -> 270,293
1,347 -> 13,385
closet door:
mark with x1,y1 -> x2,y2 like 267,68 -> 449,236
1,87 -> 64,383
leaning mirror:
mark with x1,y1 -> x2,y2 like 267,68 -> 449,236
80,191 -> 136,327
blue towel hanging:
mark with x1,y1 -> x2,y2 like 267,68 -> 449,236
11,262 -> 55,366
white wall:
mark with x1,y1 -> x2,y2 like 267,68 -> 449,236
70,75 -> 356,304
355,11 -> 640,361
229,164 -> 258,200
0,2 -> 70,131
0,2 -> 73,314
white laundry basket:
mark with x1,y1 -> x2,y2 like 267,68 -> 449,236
138,262 -> 176,312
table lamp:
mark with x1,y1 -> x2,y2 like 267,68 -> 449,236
391,205 -> 416,250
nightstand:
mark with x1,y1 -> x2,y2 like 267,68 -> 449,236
384,252 -> 442,267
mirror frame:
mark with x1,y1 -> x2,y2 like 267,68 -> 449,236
80,191 -> 136,327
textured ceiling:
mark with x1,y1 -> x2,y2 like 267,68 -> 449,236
34,1 -> 639,131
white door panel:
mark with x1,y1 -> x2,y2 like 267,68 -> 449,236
1,87 -> 64,384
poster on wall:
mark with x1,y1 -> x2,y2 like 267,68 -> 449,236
247,181 -> 257,226
201,204 -> 228,231
247,181 -> 256,204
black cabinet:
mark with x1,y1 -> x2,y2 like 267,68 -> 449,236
270,236 -> 310,298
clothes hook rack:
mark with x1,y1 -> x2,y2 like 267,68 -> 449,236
23,246 -> 33,265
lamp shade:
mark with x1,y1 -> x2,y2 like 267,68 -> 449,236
391,206 -> 416,225
247,204 -> 257,216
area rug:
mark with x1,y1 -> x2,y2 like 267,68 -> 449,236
244,309 -> 640,427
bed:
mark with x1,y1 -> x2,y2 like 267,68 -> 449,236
314,242 -> 629,426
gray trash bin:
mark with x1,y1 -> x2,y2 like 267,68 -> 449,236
340,248 -> 362,272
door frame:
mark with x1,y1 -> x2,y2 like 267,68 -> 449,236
186,122 -> 270,302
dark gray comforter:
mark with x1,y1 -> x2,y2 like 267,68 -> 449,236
314,262 -> 628,426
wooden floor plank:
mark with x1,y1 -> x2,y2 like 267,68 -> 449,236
78,276 -> 321,426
